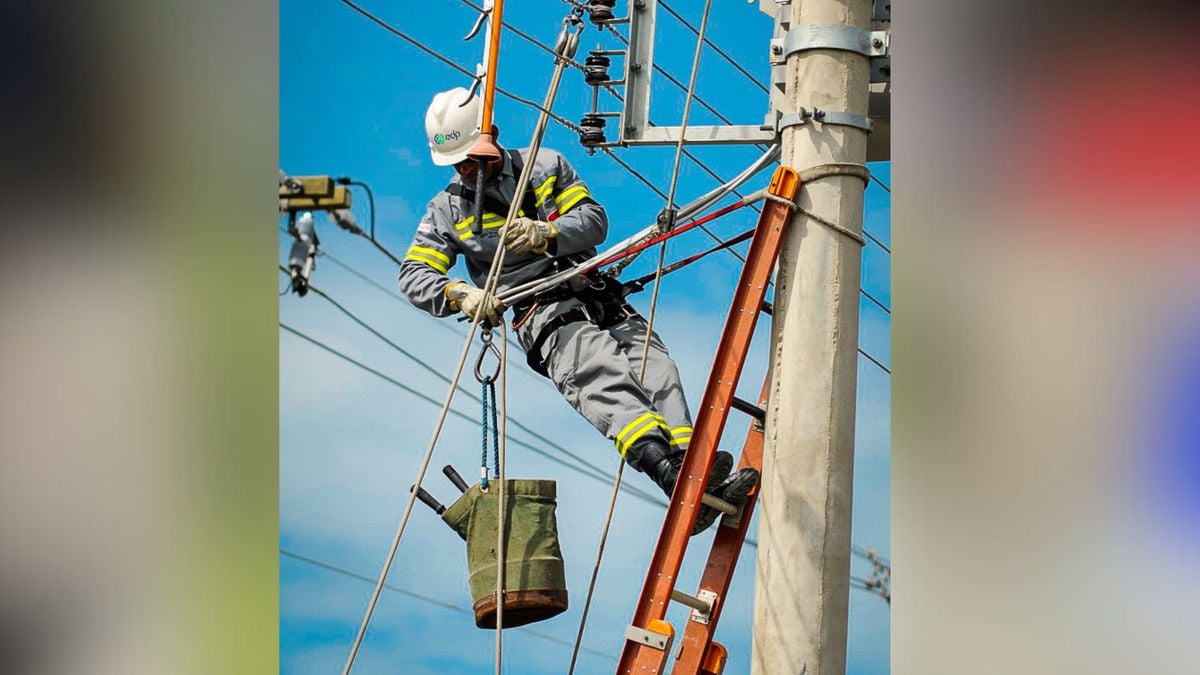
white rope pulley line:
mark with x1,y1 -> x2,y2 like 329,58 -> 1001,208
493,320 -> 509,674
339,14 -> 582,675
567,0 -> 714,669
770,161 -> 873,246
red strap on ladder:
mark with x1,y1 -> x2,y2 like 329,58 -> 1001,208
616,166 -> 800,675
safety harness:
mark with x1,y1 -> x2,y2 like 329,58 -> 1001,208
444,150 -> 628,378
515,273 -> 635,377
444,149 -> 540,234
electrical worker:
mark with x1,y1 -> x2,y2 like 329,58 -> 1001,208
398,87 -> 758,534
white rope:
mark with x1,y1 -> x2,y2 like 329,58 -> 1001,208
494,321 -> 508,674
567,0 -> 714,670
764,162 -> 873,246
340,23 -> 576,675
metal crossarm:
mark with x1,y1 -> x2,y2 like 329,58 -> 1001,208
616,166 -> 800,674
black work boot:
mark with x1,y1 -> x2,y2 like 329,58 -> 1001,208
627,439 -> 735,535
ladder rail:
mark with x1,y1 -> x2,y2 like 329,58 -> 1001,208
616,166 -> 800,674
673,385 -> 768,674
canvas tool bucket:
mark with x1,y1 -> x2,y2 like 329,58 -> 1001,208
441,478 -> 568,629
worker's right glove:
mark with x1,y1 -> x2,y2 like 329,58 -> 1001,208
445,281 -> 504,325
502,217 -> 557,255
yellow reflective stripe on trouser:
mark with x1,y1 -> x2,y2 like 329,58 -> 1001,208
533,175 -> 557,206
615,412 -> 668,457
554,185 -> 590,214
669,426 -> 693,447
404,246 -> 450,274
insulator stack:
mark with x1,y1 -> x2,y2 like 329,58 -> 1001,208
583,53 -> 612,86
586,0 -> 616,24
578,113 -> 607,147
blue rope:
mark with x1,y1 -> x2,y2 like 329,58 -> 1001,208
480,377 -> 491,491
488,380 -> 500,481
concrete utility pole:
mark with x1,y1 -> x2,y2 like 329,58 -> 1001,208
753,0 -> 873,673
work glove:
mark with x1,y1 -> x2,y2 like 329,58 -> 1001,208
502,217 -> 557,255
445,281 -> 504,325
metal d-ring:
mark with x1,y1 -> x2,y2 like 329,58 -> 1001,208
474,328 -> 503,383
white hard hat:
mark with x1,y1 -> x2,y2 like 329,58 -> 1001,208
425,87 -> 482,167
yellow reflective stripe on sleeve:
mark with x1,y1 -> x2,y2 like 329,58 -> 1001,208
533,175 -> 558,206
409,245 -> 450,266
454,213 -> 506,233
554,185 -> 590,214
668,426 -> 693,447
404,246 -> 450,274
615,412 -> 669,456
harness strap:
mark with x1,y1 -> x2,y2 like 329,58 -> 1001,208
525,308 -> 590,376
444,150 -> 541,232
521,276 -> 637,376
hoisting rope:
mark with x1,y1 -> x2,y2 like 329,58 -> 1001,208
339,12 -> 583,675
476,328 -> 502,492
566,0 -> 714,671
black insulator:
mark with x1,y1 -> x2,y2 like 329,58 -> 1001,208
587,0 -> 616,24
583,53 -> 611,85
578,114 -> 607,147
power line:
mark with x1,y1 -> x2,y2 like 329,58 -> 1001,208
280,549 -> 616,662
863,229 -> 891,254
456,0 -> 625,104
870,174 -> 892,193
658,0 -> 769,95
280,322 -> 668,508
285,272 -> 665,506
316,249 -> 532,364
335,0 -> 892,267
861,287 -> 891,315
858,347 -> 891,375
336,0 -> 582,133
279,325 -> 891,565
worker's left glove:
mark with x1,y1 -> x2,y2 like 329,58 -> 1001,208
445,281 -> 505,326
503,217 -> 557,255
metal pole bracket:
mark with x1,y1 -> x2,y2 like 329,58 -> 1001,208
777,107 -> 874,133
772,23 -> 872,65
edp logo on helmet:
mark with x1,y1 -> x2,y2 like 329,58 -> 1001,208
434,130 -> 462,145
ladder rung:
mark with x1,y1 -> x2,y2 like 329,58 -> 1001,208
760,300 -> 774,316
670,589 -> 712,614
700,492 -> 740,517
731,396 -> 766,421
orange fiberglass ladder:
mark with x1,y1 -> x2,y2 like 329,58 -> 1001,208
616,165 -> 801,675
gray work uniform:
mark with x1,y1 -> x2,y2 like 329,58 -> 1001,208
397,147 -> 694,460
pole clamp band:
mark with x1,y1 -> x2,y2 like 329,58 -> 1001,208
778,108 -> 874,133
782,24 -> 871,58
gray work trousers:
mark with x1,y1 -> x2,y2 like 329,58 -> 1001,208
515,297 -> 693,462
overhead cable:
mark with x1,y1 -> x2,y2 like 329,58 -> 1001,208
281,549 -> 616,662
279,322 -> 668,507
658,0 -> 769,94
336,0 -> 582,133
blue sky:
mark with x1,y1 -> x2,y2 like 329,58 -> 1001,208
280,1 -> 890,673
